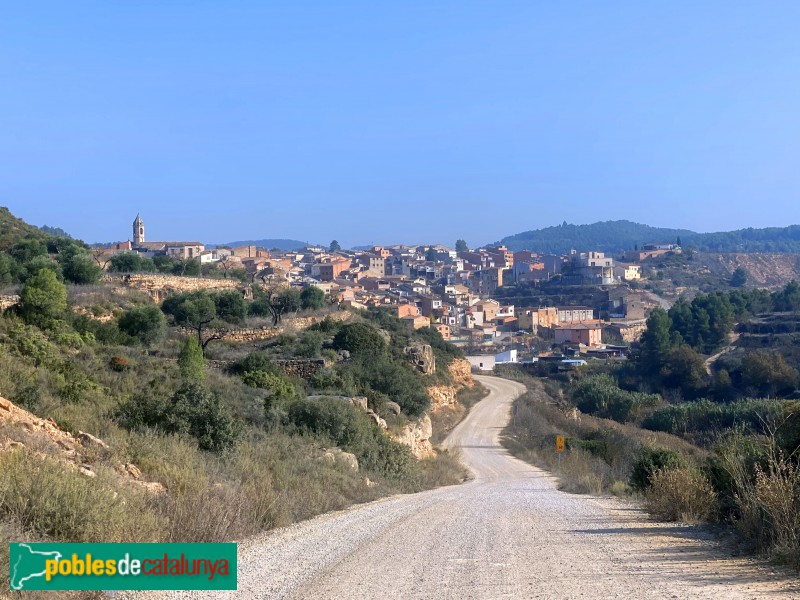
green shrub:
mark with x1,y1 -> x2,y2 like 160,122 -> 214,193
630,447 -> 684,490
213,290 -> 247,324
300,286 -> 325,310
233,350 -> 279,376
118,304 -> 167,346
569,374 -> 659,423
343,354 -> 430,416
117,382 -> 240,453
287,397 -> 417,478
295,330 -> 325,358
642,398 -> 790,437
178,337 -> 206,382
332,323 -> 386,355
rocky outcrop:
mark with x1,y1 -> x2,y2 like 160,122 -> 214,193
392,415 -> 434,459
307,395 -> 368,411
448,359 -> 474,389
426,360 -> 475,412
0,295 -> 20,312
0,395 -> 164,494
404,343 -> 435,374
318,448 -> 359,472
427,385 -> 458,411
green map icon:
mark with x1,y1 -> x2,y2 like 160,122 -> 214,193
9,543 -> 63,590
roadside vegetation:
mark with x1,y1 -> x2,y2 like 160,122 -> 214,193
501,280 -> 800,568
0,208 -> 468,593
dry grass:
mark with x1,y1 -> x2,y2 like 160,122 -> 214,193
645,467 -> 718,522
502,378 -> 707,496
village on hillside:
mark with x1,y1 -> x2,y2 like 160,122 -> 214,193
91,215 -> 691,371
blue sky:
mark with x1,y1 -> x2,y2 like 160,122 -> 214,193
2,1 -> 800,248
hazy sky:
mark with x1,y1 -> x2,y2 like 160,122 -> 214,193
2,1 -> 800,248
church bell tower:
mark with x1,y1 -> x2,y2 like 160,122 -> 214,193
133,214 -> 144,246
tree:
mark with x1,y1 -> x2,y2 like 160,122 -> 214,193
730,267 -> 747,288
109,252 -> 155,273
258,287 -> 301,327
425,247 -> 438,262
300,286 -> 325,310
638,308 -> 673,377
178,337 -> 206,382
161,291 -> 224,354
20,268 -> 67,328
455,239 -> 468,253
173,258 -> 201,277
91,247 -> 113,271
213,290 -> 247,324
333,322 -> 386,355
660,344 -> 709,398
61,252 -> 102,284
739,350 -> 799,397
676,236 -> 682,247
118,305 -> 167,346
329,240 -> 341,252
9,239 -> 48,264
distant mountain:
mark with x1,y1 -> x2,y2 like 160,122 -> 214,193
213,238 -> 310,251
497,220 -> 800,254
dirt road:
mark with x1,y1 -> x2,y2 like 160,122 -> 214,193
163,376 -> 797,599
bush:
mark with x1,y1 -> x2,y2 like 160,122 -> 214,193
213,290 -> 247,324
61,252 -> 102,285
332,323 -> 386,356
300,286 -> 325,310
178,337 -> 206,382
645,467 -> 718,522
118,304 -> 167,346
117,382 -> 240,453
569,374 -> 659,423
642,398 -> 790,437
287,397 -> 417,478
343,354 -> 430,416
295,330 -> 325,358
20,268 -> 67,328
630,447 -> 684,490
233,350 -> 279,376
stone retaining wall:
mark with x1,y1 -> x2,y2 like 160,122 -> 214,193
102,273 -> 245,301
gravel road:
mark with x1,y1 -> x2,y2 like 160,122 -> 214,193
160,376 -> 798,599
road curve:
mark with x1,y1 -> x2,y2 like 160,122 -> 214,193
163,376 -> 796,600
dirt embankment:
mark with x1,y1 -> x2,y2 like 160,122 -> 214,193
703,252 -> 800,289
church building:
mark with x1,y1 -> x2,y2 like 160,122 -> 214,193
130,214 -> 205,259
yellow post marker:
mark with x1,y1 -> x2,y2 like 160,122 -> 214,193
555,435 -> 565,453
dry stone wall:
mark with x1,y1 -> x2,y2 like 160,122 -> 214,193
102,273 -> 245,302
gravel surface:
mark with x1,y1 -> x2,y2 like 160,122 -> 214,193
155,376 -> 798,599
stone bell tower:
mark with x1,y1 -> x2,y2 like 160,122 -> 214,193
133,214 -> 145,246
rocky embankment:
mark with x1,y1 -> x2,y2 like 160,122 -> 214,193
0,396 -> 163,494
391,357 -> 475,459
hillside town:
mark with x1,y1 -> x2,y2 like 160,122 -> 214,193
91,215 -> 685,371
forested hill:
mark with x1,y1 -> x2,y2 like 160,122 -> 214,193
497,220 -> 800,254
